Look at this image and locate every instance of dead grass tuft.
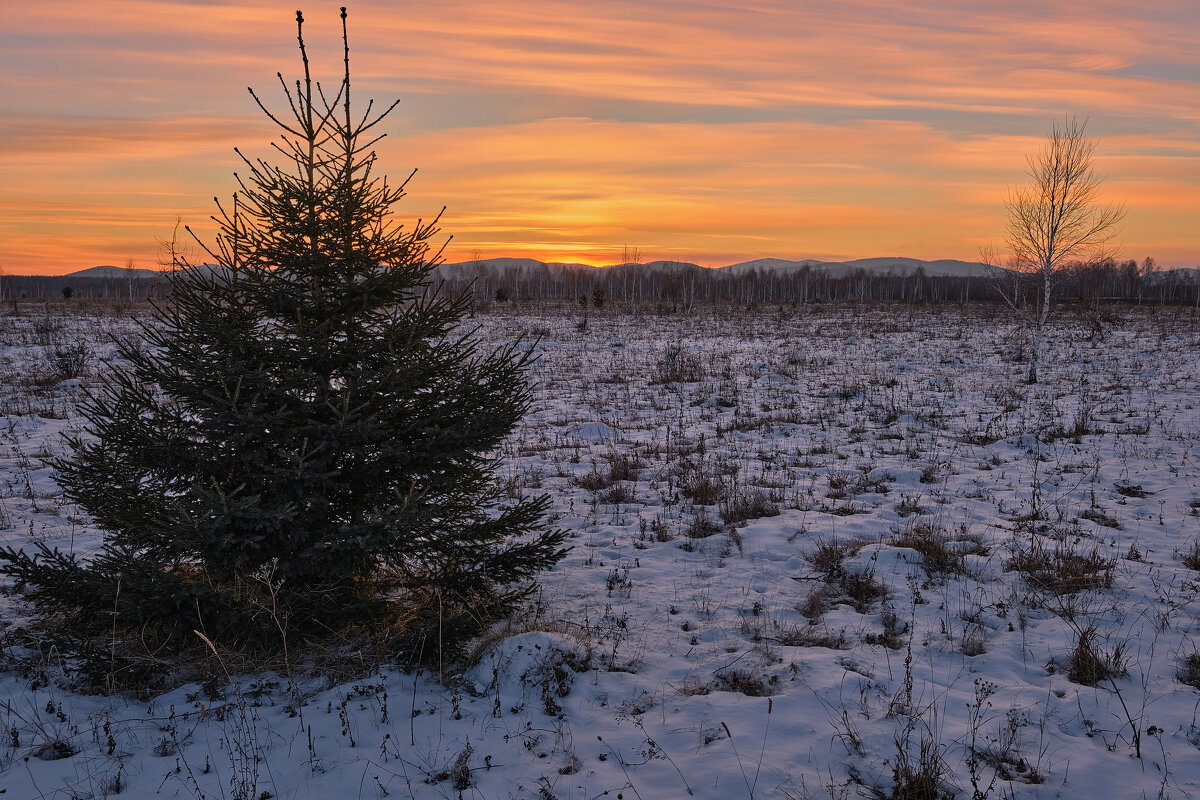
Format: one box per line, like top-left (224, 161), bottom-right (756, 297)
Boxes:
top-left (1008, 539), bottom-right (1115, 595)
top-left (1176, 652), bottom-right (1200, 689)
top-left (798, 587), bottom-right (831, 621)
top-left (837, 569), bottom-right (889, 613)
top-left (683, 473), bottom-right (726, 505)
top-left (1180, 538), bottom-right (1200, 571)
top-left (776, 618), bottom-right (849, 650)
top-left (720, 490), bottom-right (780, 525)
top-left (891, 732), bottom-right (949, 800)
top-left (712, 667), bottom-right (771, 696)
top-left (685, 511), bottom-right (723, 540)
top-left (890, 523), bottom-right (964, 578)
top-left (1066, 626), bottom-right (1127, 686)
top-left (805, 536), bottom-right (868, 580)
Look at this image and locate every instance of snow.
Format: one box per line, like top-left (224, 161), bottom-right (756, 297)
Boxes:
top-left (2, 302), bottom-right (1200, 799)
top-left (574, 421), bottom-right (617, 443)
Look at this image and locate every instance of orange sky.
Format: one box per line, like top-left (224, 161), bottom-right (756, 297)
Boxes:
top-left (3, 1), bottom-right (1199, 275)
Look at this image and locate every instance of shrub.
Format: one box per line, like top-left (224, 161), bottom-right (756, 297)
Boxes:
top-left (51, 340), bottom-right (90, 381)
top-left (600, 482), bottom-right (636, 504)
top-left (577, 469), bottom-right (612, 492)
top-left (605, 452), bottom-right (641, 482)
top-left (579, 451), bottom-right (642, 493)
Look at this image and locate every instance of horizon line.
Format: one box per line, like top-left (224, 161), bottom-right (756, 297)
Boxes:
top-left (11, 253), bottom-right (1197, 279)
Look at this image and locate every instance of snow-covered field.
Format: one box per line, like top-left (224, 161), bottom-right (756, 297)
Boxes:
top-left (2, 301), bottom-right (1200, 799)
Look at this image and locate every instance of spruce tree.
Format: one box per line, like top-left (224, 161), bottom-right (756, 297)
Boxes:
top-left (1, 9), bottom-right (565, 681)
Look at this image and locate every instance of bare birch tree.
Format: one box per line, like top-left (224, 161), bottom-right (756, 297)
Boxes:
top-left (123, 258), bottom-right (137, 302)
top-left (468, 248), bottom-right (486, 315)
top-left (992, 116), bottom-right (1125, 383)
top-left (156, 214), bottom-right (187, 273)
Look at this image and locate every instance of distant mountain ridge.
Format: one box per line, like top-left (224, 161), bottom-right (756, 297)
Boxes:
top-left (47, 257), bottom-right (1193, 282)
top-left (65, 265), bottom-right (167, 280)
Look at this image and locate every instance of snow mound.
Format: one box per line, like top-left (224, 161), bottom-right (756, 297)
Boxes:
top-left (465, 632), bottom-right (584, 700)
top-left (575, 421), bottom-right (616, 442)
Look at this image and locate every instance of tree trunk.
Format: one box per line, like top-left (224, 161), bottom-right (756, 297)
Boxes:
top-left (1029, 268), bottom-right (1051, 383)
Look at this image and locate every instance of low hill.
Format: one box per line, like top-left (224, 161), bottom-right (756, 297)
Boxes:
top-left (64, 266), bottom-right (167, 280)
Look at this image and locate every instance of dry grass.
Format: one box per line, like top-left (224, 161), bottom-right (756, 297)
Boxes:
top-left (652, 341), bottom-right (705, 384)
top-left (720, 489), bottom-right (780, 525)
top-left (801, 535), bottom-right (888, 613)
top-left (1008, 539), bottom-right (1116, 594)
top-left (775, 622), bottom-right (849, 650)
top-left (1177, 652), bottom-right (1200, 689)
top-left (891, 732), bottom-right (948, 800)
top-left (683, 473), bottom-right (726, 505)
top-left (836, 569), bottom-right (889, 614)
top-left (1066, 626), bottom-right (1127, 686)
top-left (685, 511), bottom-right (723, 539)
top-left (712, 667), bottom-right (771, 696)
top-left (797, 587), bottom-right (831, 621)
top-left (890, 523), bottom-right (964, 578)
top-left (1181, 538), bottom-right (1200, 571)
top-left (578, 451), bottom-right (644, 492)
top-left (805, 535), bottom-right (869, 580)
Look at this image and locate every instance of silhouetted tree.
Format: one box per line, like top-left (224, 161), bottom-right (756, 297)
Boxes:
top-left (1, 8), bottom-right (565, 683)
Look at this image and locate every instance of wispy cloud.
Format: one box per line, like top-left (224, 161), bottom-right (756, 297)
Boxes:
top-left (2, 0), bottom-right (1197, 272)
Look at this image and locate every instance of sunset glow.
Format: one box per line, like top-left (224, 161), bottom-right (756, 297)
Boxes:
top-left (3, 1), bottom-right (1199, 274)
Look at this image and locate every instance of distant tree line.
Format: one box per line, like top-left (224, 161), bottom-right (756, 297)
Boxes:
top-left (445, 258), bottom-right (1198, 310)
top-left (2, 257), bottom-right (1195, 308)
top-left (0, 274), bottom-right (168, 302)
